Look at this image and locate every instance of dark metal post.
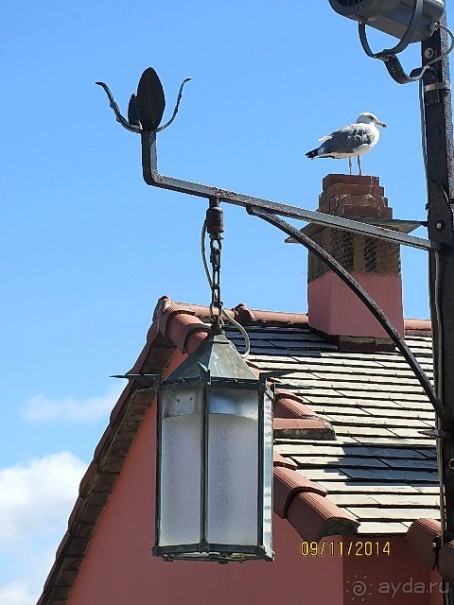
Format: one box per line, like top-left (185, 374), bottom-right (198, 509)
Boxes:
top-left (423, 12), bottom-right (454, 600)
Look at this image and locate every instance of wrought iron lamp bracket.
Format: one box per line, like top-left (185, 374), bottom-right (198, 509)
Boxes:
top-left (99, 67), bottom-right (446, 422)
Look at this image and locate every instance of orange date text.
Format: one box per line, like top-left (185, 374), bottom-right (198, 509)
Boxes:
top-left (301, 540), bottom-right (391, 557)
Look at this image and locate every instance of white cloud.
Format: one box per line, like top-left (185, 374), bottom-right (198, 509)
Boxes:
top-left (0, 452), bottom-right (87, 605)
top-left (0, 580), bottom-right (35, 605)
top-left (0, 451), bottom-right (86, 544)
top-left (23, 384), bottom-right (122, 422)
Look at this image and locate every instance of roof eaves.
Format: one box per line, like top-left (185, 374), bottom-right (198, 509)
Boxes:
top-left (36, 296), bottom-right (366, 605)
top-left (37, 325), bottom-right (177, 605)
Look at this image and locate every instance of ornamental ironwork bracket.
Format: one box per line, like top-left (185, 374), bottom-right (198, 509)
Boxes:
top-left (97, 66), bottom-right (445, 421)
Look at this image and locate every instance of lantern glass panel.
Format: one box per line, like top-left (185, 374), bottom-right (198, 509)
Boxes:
top-left (207, 386), bottom-right (259, 545)
top-left (159, 386), bottom-right (203, 546)
top-left (262, 389), bottom-right (274, 554)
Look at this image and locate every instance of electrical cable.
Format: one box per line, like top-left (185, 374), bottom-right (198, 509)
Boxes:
top-left (416, 23), bottom-right (454, 195)
top-left (200, 221), bottom-right (251, 358)
top-left (434, 251), bottom-right (448, 584)
top-left (359, 15), bottom-right (454, 84)
top-left (411, 23), bottom-right (454, 83)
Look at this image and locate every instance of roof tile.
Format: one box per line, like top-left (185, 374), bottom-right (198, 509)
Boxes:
top-left (406, 518), bottom-right (440, 571)
top-left (273, 452), bottom-right (297, 470)
top-left (286, 490), bottom-right (359, 541)
top-left (273, 418), bottom-right (335, 440)
top-left (273, 390), bottom-right (316, 418)
top-left (274, 466), bottom-right (327, 518)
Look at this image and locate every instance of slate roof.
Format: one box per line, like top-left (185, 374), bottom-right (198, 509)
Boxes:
top-left (225, 322), bottom-right (439, 535)
top-left (37, 297), bottom-right (454, 605)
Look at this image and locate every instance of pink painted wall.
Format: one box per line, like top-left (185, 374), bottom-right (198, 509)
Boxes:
top-left (342, 537), bottom-right (443, 604)
top-left (67, 350), bottom-right (439, 605)
top-left (308, 271), bottom-right (404, 339)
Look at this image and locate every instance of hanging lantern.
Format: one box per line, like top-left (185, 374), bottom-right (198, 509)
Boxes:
top-left (152, 326), bottom-right (274, 562)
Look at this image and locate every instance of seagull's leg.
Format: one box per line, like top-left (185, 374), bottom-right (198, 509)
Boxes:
top-left (348, 157), bottom-right (352, 175)
top-left (357, 155), bottom-right (362, 176)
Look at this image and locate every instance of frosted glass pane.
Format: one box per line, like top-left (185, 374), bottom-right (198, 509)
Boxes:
top-left (262, 391), bottom-right (273, 555)
top-left (207, 392), bottom-right (258, 545)
top-left (159, 390), bottom-right (202, 546)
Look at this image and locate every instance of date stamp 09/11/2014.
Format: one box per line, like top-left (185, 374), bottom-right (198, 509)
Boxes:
top-left (301, 540), bottom-right (391, 558)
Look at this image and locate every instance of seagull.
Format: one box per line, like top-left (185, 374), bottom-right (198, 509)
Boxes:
top-left (306, 112), bottom-right (387, 175)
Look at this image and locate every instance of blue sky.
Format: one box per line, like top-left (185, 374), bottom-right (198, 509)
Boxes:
top-left (0, 2), bottom-right (438, 603)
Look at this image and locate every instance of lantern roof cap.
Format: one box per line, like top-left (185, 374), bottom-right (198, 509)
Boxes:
top-left (164, 327), bottom-right (258, 383)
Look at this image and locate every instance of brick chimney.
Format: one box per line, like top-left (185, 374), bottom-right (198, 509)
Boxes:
top-left (307, 174), bottom-right (404, 351)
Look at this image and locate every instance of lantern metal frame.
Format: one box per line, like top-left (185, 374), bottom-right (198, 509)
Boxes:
top-left (152, 327), bottom-right (274, 563)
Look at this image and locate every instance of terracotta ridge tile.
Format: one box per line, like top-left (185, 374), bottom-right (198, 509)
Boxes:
top-left (231, 303), bottom-right (255, 324)
top-left (232, 303), bottom-right (309, 326)
top-left (274, 466), bottom-right (327, 518)
top-left (286, 488), bottom-right (359, 541)
top-left (273, 452), bottom-right (297, 470)
top-left (157, 296), bottom-right (430, 333)
top-left (406, 518), bottom-right (440, 570)
top-left (404, 318), bottom-right (432, 333)
top-left (164, 312), bottom-right (209, 353)
top-left (406, 518), bottom-right (454, 584)
top-left (159, 299), bottom-right (310, 327)
top-left (184, 325), bottom-right (212, 355)
top-left (153, 294), bottom-right (195, 318)
top-left (273, 389), bottom-right (318, 419)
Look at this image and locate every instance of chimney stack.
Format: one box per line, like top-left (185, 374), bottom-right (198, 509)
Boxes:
top-left (307, 174), bottom-right (404, 351)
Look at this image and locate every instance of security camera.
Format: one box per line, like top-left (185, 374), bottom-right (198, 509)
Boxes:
top-left (329, 0), bottom-right (444, 42)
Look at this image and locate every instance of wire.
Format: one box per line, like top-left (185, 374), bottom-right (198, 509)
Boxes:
top-left (418, 24), bottom-right (454, 186)
top-left (435, 253), bottom-right (450, 605)
top-left (200, 220), bottom-right (251, 358)
top-left (411, 23), bottom-right (454, 83)
top-left (434, 250), bottom-right (448, 544)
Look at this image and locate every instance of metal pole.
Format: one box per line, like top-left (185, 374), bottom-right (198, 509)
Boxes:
top-left (423, 11), bottom-right (454, 600)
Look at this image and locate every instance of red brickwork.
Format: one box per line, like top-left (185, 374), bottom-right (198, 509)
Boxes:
top-left (307, 174), bottom-right (404, 344)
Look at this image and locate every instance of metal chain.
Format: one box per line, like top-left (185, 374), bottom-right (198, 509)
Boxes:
top-left (209, 236), bottom-right (223, 324)
top-left (205, 198), bottom-right (224, 327)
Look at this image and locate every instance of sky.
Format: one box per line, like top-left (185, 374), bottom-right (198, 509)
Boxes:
top-left (0, 2), bottom-right (443, 603)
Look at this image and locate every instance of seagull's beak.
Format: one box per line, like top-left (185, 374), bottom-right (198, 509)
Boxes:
top-left (376, 120), bottom-right (387, 128)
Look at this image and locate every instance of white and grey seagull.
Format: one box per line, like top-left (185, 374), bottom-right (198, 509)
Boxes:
top-left (306, 112), bottom-right (387, 175)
